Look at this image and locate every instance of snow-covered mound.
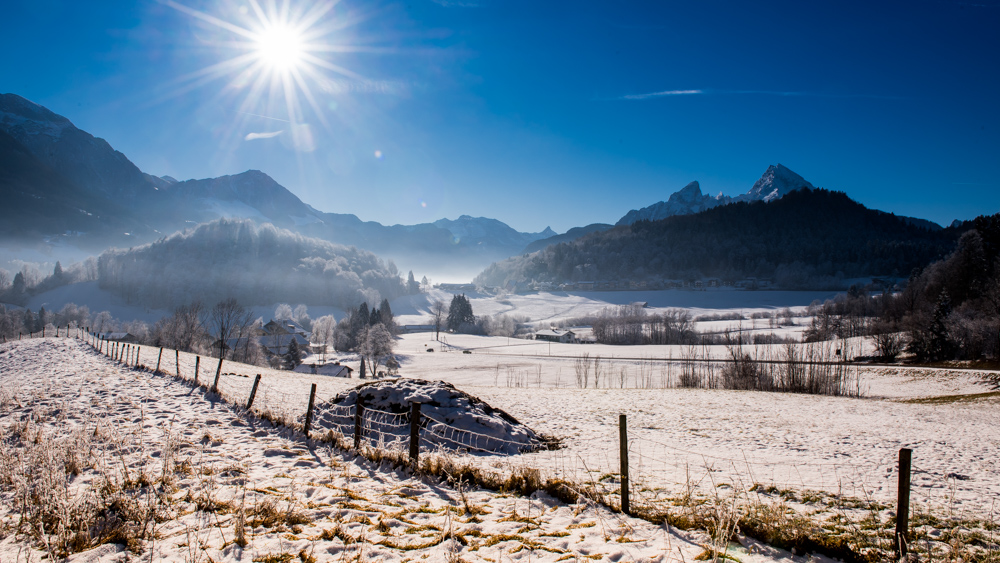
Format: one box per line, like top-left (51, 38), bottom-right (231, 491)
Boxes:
top-left (310, 379), bottom-right (547, 455)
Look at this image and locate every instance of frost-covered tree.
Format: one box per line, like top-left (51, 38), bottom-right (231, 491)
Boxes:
top-left (293, 304), bottom-right (311, 330)
top-left (359, 323), bottom-right (394, 376)
top-left (55, 303), bottom-right (90, 329)
top-left (312, 315), bottom-right (337, 361)
top-left (275, 303), bottom-right (293, 320)
top-left (151, 302), bottom-right (208, 353)
top-left (91, 310), bottom-right (115, 334)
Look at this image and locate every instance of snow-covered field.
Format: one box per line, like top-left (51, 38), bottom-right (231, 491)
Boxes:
top-left (2, 337), bottom-right (832, 563)
top-left (395, 288), bottom-right (837, 336)
top-left (2, 335), bottom-right (999, 562)
top-left (378, 333), bottom-right (1000, 518)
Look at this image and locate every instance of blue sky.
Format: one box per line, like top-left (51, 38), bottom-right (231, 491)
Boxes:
top-left (3, 0), bottom-right (999, 232)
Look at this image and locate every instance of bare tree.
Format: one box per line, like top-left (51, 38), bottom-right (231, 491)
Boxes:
top-left (592, 355), bottom-right (602, 388)
top-left (574, 352), bottom-right (591, 388)
top-left (0, 269), bottom-right (9, 291)
top-left (430, 300), bottom-right (447, 341)
top-left (211, 298), bottom-right (254, 359)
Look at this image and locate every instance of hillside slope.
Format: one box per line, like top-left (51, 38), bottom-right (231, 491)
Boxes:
top-left (476, 188), bottom-right (962, 288)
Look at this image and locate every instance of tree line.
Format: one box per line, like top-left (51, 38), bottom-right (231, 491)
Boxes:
top-left (804, 213), bottom-right (1000, 362)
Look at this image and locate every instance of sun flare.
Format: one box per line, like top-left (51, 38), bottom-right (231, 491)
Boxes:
top-left (165, 0), bottom-right (369, 138)
top-left (255, 24), bottom-right (305, 71)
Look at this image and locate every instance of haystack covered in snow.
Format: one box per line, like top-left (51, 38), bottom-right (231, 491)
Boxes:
top-left (310, 379), bottom-right (547, 455)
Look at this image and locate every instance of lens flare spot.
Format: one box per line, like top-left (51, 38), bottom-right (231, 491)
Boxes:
top-left (420, 200), bottom-right (427, 208)
top-left (374, 150), bottom-right (383, 159)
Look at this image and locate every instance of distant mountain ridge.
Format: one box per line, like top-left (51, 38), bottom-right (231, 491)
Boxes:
top-left (476, 188), bottom-right (963, 290)
top-left (0, 93), bottom-right (554, 274)
top-left (615, 164), bottom-right (815, 226)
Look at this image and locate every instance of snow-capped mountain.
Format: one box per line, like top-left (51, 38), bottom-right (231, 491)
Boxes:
top-left (616, 164), bottom-right (815, 226)
top-left (616, 181), bottom-right (729, 226)
top-left (741, 164), bottom-right (815, 203)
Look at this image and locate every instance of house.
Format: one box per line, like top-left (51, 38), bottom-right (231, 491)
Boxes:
top-left (99, 332), bottom-right (138, 343)
top-left (400, 324), bottom-right (436, 333)
top-left (260, 333), bottom-right (310, 357)
top-left (438, 283), bottom-right (477, 291)
top-left (293, 362), bottom-right (354, 378)
top-left (262, 319), bottom-right (310, 339)
top-left (534, 329), bottom-right (577, 343)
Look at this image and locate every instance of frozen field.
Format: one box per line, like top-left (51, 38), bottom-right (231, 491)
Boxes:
top-left (4, 337), bottom-right (869, 563)
top-left (386, 333), bottom-right (1000, 517)
top-left (3, 333), bottom-right (997, 562)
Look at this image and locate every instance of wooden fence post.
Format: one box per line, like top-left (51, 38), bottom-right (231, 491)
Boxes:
top-left (896, 448), bottom-right (912, 558)
top-left (354, 396), bottom-right (364, 449)
top-left (212, 357), bottom-right (223, 392)
top-left (194, 356), bottom-right (200, 383)
top-left (175, 350), bottom-right (180, 376)
top-left (304, 384), bottom-right (317, 438)
top-left (619, 414), bottom-right (630, 515)
top-left (410, 402), bottom-right (422, 465)
top-left (136, 346), bottom-right (141, 367)
top-left (156, 348), bottom-right (163, 372)
top-left (246, 374), bottom-right (261, 409)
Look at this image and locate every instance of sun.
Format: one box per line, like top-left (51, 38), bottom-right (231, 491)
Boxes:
top-left (165, 0), bottom-right (369, 133)
top-left (254, 23), bottom-right (305, 72)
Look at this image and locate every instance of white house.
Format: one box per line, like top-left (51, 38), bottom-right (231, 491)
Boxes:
top-left (534, 329), bottom-right (577, 343)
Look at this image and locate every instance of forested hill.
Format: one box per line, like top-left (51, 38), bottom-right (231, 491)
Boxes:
top-left (474, 188), bottom-right (964, 289)
top-left (97, 219), bottom-right (404, 310)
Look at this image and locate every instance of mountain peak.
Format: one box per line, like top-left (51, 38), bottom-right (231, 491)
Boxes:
top-left (745, 163), bottom-right (814, 202)
top-left (672, 181), bottom-right (703, 202)
top-left (616, 180), bottom-right (722, 226)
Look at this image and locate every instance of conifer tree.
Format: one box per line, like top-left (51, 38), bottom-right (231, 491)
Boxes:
top-left (284, 337), bottom-right (304, 369)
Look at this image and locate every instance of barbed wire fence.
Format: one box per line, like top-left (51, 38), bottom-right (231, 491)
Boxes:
top-left (12, 329), bottom-right (997, 560)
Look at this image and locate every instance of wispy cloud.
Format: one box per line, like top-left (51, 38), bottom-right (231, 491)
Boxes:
top-left (245, 131), bottom-right (284, 141)
top-left (431, 0), bottom-right (480, 6)
top-left (617, 88), bottom-right (902, 101)
top-left (619, 89), bottom-right (703, 100)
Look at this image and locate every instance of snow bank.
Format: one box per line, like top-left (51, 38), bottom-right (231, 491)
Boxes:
top-left (311, 378), bottom-right (547, 455)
